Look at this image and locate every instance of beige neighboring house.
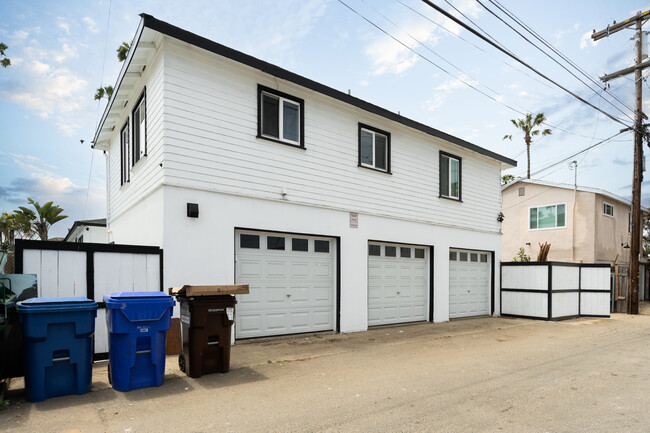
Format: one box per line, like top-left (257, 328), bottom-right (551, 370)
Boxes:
top-left (501, 179), bottom-right (648, 267)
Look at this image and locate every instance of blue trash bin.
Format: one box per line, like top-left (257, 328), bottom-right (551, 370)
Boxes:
top-left (104, 292), bottom-right (175, 392)
top-left (17, 297), bottom-right (98, 402)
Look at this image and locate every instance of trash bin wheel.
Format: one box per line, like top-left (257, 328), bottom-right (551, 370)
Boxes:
top-left (107, 364), bottom-right (112, 385)
top-left (179, 353), bottom-right (186, 373)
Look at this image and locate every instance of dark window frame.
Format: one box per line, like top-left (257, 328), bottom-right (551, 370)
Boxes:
top-left (267, 236), bottom-right (286, 250)
top-left (240, 234), bottom-right (260, 249)
top-left (358, 123), bottom-right (391, 174)
top-left (257, 84), bottom-right (305, 149)
top-left (131, 87), bottom-right (147, 166)
top-left (315, 240), bottom-right (330, 253)
top-left (292, 238), bottom-right (308, 252)
top-left (439, 150), bottom-right (462, 202)
top-left (120, 119), bottom-right (130, 186)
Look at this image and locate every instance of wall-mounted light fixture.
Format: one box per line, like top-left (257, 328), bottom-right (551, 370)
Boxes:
top-left (497, 212), bottom-right (505, 222)
top-left (622, 242), bottom-right (630, 249)
top-left (187, 203), bottom-right (199, 218)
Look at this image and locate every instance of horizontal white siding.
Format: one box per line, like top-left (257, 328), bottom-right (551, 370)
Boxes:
top-left (106, 45), bottom-right (165, 222)
top-left (159, 40), bottom-right (503, 232)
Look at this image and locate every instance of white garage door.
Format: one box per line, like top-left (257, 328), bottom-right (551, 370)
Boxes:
top-left (449, 249), bottom-right (491, 318)
top-left (235, 230), bottom-right (336, 338)
top-left (368, 242), bottom-right (429, 326)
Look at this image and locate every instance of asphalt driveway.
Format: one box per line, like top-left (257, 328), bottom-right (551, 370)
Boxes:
top-left (2, 305), bottom-right (650, 432)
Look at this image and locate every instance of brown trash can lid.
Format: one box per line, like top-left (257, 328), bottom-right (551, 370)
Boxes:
top-left (168, 284), bottom-right (250, 296)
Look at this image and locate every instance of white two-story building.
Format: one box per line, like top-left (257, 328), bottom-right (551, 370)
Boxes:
top-left (92, 14), bottom-right (516, 339)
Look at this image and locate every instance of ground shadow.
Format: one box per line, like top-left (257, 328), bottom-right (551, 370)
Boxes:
top-left (189, 366), bottom-right (267, 390)
top-left (122, 374), bottom-right (196, 402)
top-left (26, 385), bottom-right (119, 412)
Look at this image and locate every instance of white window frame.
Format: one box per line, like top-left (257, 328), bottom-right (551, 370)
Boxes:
top-left (359, 126), bottom-right (389, 172)
top-left (528, 203), bottom-right (567, 230)
top-left (120, 120), bottom-right (130, 186)
top-left (440, 152), bottom-right (461, 201)
top-left (603, 202), bottom-right (614, 218)
top-left (259, 88), bottom-right (303, 147)
top-left (132, 89), bottom-right (146, 166)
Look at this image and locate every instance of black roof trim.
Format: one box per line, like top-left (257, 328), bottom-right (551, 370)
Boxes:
top-left (139, 14), bottom-right (516, 166)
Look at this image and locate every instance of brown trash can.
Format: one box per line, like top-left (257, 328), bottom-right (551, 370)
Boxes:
top-left (178, 295), bottom-right (237, 378)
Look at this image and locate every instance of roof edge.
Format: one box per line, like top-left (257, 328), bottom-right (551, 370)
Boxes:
top-left (137, 13), bottom-right (516, 166)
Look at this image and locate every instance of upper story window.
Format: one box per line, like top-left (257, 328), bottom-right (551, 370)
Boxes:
top-left (628, 212), bottom-right (631, 233)
top-left (603, 202), bottom-right (614, 217)
top-left (258, 85), bottom-right (304, 148)
top-left (440, 151), bottom-right (461, 201)
top-left (132, 88), bottom-right (147, 165)
top-left (120, 120), bottom-right (130, 185)
top-left (358, 124), bottom-right (391, 173)
top-left (529, 203), bottom-right (566, 230)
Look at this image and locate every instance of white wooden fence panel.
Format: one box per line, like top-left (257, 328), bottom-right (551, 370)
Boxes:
top-left (146, 254), bottom-right (161, 290)
top-left (581, 268), bottom-right (610, 290)
top-left (501, 292), bottom-right (547, 318)
top-left (552, 266), bottom-right (579, 291)
top-left (502, 265), bottom-right (547, 290)
top-left (95, 309), bottom-right (109, 354)
top-left (552, 292), bottom-right (579, 318)
top-left (22, 249), bottom-right (86, 298)
top-left (580, 292), bottom-right (610, 316)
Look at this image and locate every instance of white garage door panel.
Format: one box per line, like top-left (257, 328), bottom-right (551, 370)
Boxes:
top-left (368, 243), bottom-right (429, 327)
top-left (449, 249), bottom-right (491, 319)
top-left (235, 231), bottom-right (336, 338)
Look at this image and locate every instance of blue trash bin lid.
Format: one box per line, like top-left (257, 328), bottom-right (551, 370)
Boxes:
top-left (17, 297), bottom-right (98, 314)
top-left (103, 292), bottom-right (174, 309)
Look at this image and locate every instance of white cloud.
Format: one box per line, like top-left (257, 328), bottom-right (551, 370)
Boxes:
top-left (580, 31), bottom-right (598, 49)
top-left (53, 43), bottom-right (78, 63)
top-left (13, 30), bottom-right (30, 40)
top-left (83, 17), bottom-right (99, 34)
top-left (423, 74), bottom-right (477, 111)
top-left (57, 18), bottom-right (70, 35)
top-left (29, 60), bottom-right (50, 74)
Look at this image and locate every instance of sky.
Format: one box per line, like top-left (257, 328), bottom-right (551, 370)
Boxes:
top-left (1, 0), bottom-right (650, 238)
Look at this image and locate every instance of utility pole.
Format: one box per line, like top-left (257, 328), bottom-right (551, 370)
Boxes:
top-left (593, 10), bottom-right (650, 314)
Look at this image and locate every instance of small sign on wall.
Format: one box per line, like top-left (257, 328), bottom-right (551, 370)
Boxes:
top-left (350, 212), bottom-right (358, 228)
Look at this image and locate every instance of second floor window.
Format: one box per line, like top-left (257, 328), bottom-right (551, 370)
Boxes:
top-left (132, 89), bottom-right (146, 165)
top-left (258, 85), bottom-right (304, 148)
top-left (120, 121), bottom-right (130, 185)
top-left (440, 151), bottom-right (461, 200)
top-left (603, 202), bottom-right (614, 217)
top-left (358, 124), bottom-right (390, 173)
top-left (530, 203), bottom-right (566, 230)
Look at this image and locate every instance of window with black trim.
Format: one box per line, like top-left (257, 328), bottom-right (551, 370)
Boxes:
top-left (359, 124), bottom-right (390, 173)
top-left (400, 247), bottom-right (411, 258)
top-left (440, 151), bottom-right (461, 200)
top-left (369, 244), bottom-right (381, 256)
top-left (385, 246), bottom-right (397, 257)
top-left (132, 88), bottom-right (147, 165)
top-left (258, 85), bottom-right (304, 148)
top-left (120, 121), bottom-right (130, 185)
top-left (603, 202), bottom-right (614, 217)
top-left (415, 248), bottom-right (425, 259)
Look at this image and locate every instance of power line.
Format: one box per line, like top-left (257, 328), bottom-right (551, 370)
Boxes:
top-left (485, 0), bottom-right (637, 118)
top-left (419, 0), bottom-right (632, 127)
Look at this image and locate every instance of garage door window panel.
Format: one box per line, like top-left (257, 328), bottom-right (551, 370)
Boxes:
top-left (369, 244), bottom-right (381, 256)
top-left (400, 247), bottom-right (411, 258)
top-left (240, 234), bottom-right (260, 249)
top-left (292, 238), bottom-right (308, 252)
top-left (267, 236), bottom-right (285, 250)
top-left (385, 246), bottom-right (397, 257)
top-left (315, 240), bottom-right (330, 253)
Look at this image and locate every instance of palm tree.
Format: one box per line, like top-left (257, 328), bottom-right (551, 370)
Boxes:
top-left (18, 198), bottom-right (67, 241)
top-left (0, 42), bottom-right (10, 68)
top-left (503, 112), bottom-right (551, 179)
top-left (117, 42), bottom-right (130, 62)
top-left (501, 174), bottom-right (515, 185)
top-left (0, 212), bottom-right (16, 251)
top-left (13, 207), bottom-right (36, 240)
top-left (94, 85), bottom-right (114, 101)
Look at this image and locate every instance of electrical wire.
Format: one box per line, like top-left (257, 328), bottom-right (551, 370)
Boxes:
top-left (419, 0), bottom-right (632, 127)
top-left (485, 0), bottom-right (637, 118)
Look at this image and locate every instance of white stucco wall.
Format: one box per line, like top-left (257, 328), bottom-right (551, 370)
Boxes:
top-left (161, 185), bottom-right (502, 333)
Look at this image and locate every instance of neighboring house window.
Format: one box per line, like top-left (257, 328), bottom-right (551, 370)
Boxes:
top-left (529, 203), bottom-right (566, 229)
top-left (440, 151), bottom-right (461, 201)
top-left (258, 85), bottom-right (304, 148)
top-left (603, 202), bottom-right (614, 217)
top-left (120, 121), bottom-right (130, 185)
top-left (629, 212), bottom-right (631, 233)
top-left (132, 88), bottom-right (146, 165)
top-left (358, 124), bottom-right (390, 173)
